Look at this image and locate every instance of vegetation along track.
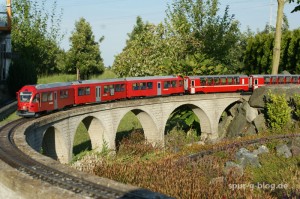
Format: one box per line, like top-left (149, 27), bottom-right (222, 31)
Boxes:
top-left (0, 118), bottom-right (168, 199)
top-left (181, 133), bottom-right (300, 162)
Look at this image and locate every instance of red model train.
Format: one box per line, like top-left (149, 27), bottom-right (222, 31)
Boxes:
top-left (16, 74), bottom-right (300, 117)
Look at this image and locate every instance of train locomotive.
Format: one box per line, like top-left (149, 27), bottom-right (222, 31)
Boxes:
top-left (16, 74), bottom-right (300, 117)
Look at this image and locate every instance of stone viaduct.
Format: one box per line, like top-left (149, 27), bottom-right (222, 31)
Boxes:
top-left (24, 93), bottom-right (250, 164)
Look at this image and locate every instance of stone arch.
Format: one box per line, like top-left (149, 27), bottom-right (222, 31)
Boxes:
top-left (165, 103), bottom-right (211, 139)
top-left (42, 126), bottom-right (68, 163)
top-left (77, 116), bottom-right (107, 152)
top-left (117, 108), bottom-right (159, 146)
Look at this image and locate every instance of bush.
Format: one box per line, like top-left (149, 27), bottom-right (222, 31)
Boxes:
top-left (266, 91), bottom-right (292, 132)
top-left (291, 94), bottom-right (300, 120)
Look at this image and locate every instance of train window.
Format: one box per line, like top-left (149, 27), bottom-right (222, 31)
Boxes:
top-left (104, 85), bottom-right (109, 93)
top-left (286, 76), bottom-right (291, 83)
top-left (121, 84), bottom-right (125, 91)
top-left (48, 92), bottom-right (53, 101)
top-left (271, 77), bottom-right (277, 84)
top-left (171, 80), bottom-right (177, 87)
top-left (78, 88), bottom-right (84, 96)
top-left (234, 77), bottom-right (239, 84)
top-left (164, 81), bottom-right (171, 88)
top-left (214, 78), bottom-right (220, 85)
top-left (42, 93), bottom-right (48, 102)
top-left (200, 78), bottom-right (206, 86)
top-left (279, 77), bottom-right (285, 84)
top-left (147, 82), bottom-right (153, 89)
top-left (292, 77), bottom-right (298, 83)
top-left (264, 77), bottom-right (270, 84)
top-left (228, 78), bottom-right (233, 85)
top-left (207, 78), bottom-right (213, 85)
top-left (20, 91), bottom-right (32, 102)
top-left (132, 83), bottom-right (139, 90)
top-left (60, 90), bottom-right (68, 98)
top-left (140, 82), bottom-right (146, 90)
top-left (85, 87), bottom-right (90, 95)
top-left (115, 84), bottom-right (121, 92)
top-left (33, 94), bottom-right (40, 103)
top-left (220, 78), bottom-right (226, 85)
top-left (179, 80), bottom-right (183, 87)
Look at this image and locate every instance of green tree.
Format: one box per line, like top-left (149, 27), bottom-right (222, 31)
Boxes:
top-left (165, 0), bottom-right (241, 70)
top-left (11, 0), bottom-right (63, 75)
top-left (67, 17), bottom-right (105, 80)
top-left (289, 0), bottom-right (300, 12)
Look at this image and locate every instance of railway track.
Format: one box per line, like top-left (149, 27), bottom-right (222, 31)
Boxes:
top-left (0, 118), bottom-right (170, 199)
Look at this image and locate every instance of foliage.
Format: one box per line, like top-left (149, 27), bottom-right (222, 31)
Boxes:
top-left (165, 105), bottom-right (200, 135)
top-left (67, 17), bottom-right (105, 80)
top-left (11, 0), bottom-right (63, 76)
top-left (289, 0), bottom-right (300, 12)
top-left (6, 54), bottom-right (37, 96)
top-left (243, 29), bottom-right (300, 74)
top-left (266, 91), bottom-right (292, 131)
top-left (113, 0), bottom-right (241, 77)
top-left (291, 94), bottom-right (300, 120)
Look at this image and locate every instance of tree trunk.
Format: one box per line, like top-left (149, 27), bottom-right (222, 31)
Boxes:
top-left (76, 68), bottom-right (80, 80)
top-left (271, 0), bottom-right (285, 74)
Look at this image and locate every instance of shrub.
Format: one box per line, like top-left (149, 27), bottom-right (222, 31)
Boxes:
top-left (291, 94), bottom-right (300, 120)
top-left (266, 91), bottom-right (292, 132)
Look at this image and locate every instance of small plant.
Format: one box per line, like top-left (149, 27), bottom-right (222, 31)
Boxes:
top-left (291, 94), bottom-right (300, 120)
top-left (266, 91), bottom-right (292, 132)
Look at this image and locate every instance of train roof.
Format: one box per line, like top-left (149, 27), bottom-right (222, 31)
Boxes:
top-left (71, 78), bottom-right (126, 85)
top-left (125, 75), bottom-right (180, 81)
top-left (35, 82), bottom-right (73, 90)
top-left (186, 75), bottom-right (248, 79)
top-left (251, 74), bottom-right (300, 78)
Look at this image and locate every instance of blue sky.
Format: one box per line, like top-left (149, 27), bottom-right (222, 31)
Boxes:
top-left (50, 0), bottom-right (299, 67)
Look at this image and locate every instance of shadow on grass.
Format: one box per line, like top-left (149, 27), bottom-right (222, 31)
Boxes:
top-left (73, 140), bottom-right (92, 155)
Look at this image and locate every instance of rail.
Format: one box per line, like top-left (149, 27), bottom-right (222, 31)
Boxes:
top-left (0, 118), bottom-right (172, 199)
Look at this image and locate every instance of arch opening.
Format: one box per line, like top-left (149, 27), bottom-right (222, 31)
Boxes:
top-left (164, 104), bottom-right (203, 150)
top-left (73, 116), bottom-right (105, 159)
top-left (41, 126), bottom-right (68, 163)
top-left (116, 109), bottom-right (157, 155)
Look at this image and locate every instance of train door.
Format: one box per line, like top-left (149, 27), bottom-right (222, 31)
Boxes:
top-left (54, 91), bottom-right (58, 109)
top-left (253, 78), bottom-right (259, 89)
top-left (96, 86), bottom-right (101, 102)
top-left (191, 80), bottom-right (195, 94)
top-left (157, 82), bottom-right (161, 95)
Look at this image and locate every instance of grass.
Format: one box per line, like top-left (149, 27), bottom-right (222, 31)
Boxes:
top-left (0, 111), bottom-right (20, 127)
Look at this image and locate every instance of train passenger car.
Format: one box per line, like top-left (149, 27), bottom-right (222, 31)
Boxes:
top-left (250, 74), bottom-right (300, 90)
top-left (17, 82), bottom-right (74, 117)
top-left (184, 75), bottom-right (249, 94)
top-left (72, 78), bottom-right (127, 105)
top-left (126, 76), bottom-right (184, 98)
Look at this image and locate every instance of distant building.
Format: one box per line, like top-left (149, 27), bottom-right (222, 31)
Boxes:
top-left (0, 0), bottom-right (11, 81)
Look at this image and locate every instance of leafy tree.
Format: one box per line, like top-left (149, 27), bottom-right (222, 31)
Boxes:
top-left (243, 29), bottom-right (300, 74)
top-left (67, 17), bottom-right (105, 80)
top-left (165, 0), bottom-right (241, 70)
top-left (289, 0), bottom-right (300, 12)
top-left (11, 0), bottom-right (63, 75)
top-left (113, 0), bottom-right (239, 77)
